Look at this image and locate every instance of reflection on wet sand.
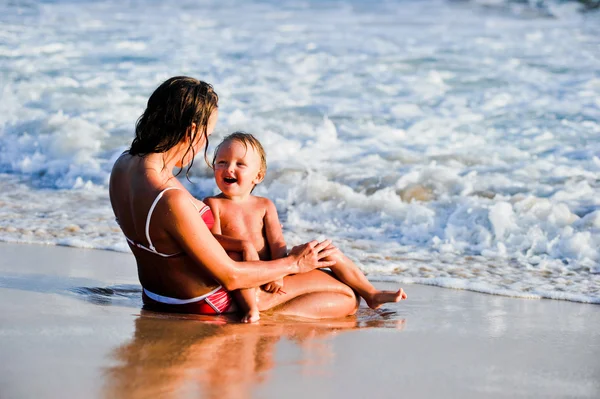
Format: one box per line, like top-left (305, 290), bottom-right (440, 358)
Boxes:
top-left (104, 310), bottom-right (404, 399)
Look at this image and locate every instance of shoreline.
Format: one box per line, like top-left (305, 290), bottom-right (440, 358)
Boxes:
top-left (1, 239), bottom-right (598, 305)
top-left (1, 242), bottom-right (599, 398)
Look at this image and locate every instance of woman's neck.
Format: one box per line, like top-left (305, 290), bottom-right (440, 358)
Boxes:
top-left (141, 153), bottom-right (178, 181)
top-left (138, 139), bottom-right (195, 184)
top-left (145, 146), bottom-right (184, 171)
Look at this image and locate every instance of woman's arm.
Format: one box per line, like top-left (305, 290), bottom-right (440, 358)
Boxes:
top-left (163, 190), bottom-right (335, 290)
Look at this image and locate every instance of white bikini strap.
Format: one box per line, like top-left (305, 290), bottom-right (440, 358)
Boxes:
top-left (145, 187), bottom-right (180, 252)
top-left (199, 204), bottom-right (210, 216)
top-left (125, 235), bottom-right (180, 258)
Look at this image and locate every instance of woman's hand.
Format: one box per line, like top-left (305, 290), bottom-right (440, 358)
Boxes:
top-left (289, 239), bottom-right (337, 274)
top-left (322, 242), bottom-right (342, 259)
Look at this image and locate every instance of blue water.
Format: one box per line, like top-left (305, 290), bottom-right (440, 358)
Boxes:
top-left (0, 0), bottom-right (599, 302)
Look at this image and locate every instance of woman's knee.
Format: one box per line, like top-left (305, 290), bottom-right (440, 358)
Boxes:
top-left (347, 288), bottom-right (360, 314)
top-left (337, 280), bottom-right (356, 298)
top-left (329, 279), bottom-right (359, 314)
top-left (256, 270), bottom-right (356, 312)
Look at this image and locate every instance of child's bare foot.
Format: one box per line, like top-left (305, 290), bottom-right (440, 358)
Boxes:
top-left (365, 288), bottom-right (407, 310)
top-left (241, 308), bottom-right (260, 323)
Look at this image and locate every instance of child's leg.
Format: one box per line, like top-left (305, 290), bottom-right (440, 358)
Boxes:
top-left (323, 249), bottom-right (407, 309)
top-left (233, 288), bottom-right (260, 323)
top-left (226, 250), bottom-right (261, 323)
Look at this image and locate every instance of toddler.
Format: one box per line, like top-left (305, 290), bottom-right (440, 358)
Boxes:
top-left (205, 132), bottom-right (406, 323)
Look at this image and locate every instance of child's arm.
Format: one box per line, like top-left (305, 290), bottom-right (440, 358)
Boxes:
top-left (264, 199), bottom-right (287, 260)
top-left (262, 199), bottom-right (288, 293)
top-left (214, 234), bottom-right (260, 261)
top-left (204, 197), bottom-right (259, 260)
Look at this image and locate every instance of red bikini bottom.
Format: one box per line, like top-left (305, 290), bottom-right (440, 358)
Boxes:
top-left (142, 286), bottom-right (236, 315)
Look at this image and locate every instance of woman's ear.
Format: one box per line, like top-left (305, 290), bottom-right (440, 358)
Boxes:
top-left (186, 123), bottom-right (205, 148)
top-left (187, 123), bottom-right (198, 141)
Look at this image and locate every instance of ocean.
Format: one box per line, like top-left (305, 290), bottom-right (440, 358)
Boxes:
top-left (1, 0), bottom-right (598, 303)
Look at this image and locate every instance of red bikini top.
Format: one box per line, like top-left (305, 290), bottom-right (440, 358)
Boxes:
top-left (199, 205), bottom-right (215, 230)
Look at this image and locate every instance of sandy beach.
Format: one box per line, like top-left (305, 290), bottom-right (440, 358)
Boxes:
top-left (0, 242), bottom-right (598, 399)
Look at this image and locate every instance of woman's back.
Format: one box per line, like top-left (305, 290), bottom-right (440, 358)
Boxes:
top-left (109, 153), bottom-right (219, 298)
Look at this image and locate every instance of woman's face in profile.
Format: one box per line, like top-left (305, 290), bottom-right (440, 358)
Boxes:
top-left (180, 109), bottom-right (219, 168)
top-left (195, 108), bottom-right (219, 149)
top-left (207, 108), bottom-right (219, 137)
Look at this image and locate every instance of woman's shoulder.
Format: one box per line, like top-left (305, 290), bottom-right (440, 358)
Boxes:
top-left (109, 153), bottom-right (133, 196)
top-left (114, 149), bottom-right (133, 164)
top-left (110, 151), bottom-right (135, 179)
top-left (159, 186), bottom-right (195, 205)
top-left (147, 187), bottom-right (203, 225)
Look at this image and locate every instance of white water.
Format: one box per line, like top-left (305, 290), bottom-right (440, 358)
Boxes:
top-left (0, 0), bottom-right (599, 303)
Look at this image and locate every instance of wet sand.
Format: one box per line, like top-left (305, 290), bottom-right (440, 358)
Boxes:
top-left (0, 243), bottom-right (599, 399)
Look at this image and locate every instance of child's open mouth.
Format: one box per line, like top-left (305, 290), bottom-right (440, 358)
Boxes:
top-left (224, 177), bottom-right (237, 184)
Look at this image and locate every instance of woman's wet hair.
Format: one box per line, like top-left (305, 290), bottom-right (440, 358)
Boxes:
top-left (130, 76), bottom-right (219, 177)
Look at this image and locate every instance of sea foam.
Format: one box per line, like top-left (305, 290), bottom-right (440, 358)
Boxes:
top-left (0, 0), bottom-right (598, 303)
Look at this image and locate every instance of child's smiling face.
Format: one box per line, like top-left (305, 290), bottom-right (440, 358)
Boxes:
top-left (213, 139), bottom-right (264, 199)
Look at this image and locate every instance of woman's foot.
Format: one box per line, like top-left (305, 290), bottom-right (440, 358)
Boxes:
top-left (241, 308), bottom-right (260, 323)
top-left (365, 288), bottom-right (407, 310)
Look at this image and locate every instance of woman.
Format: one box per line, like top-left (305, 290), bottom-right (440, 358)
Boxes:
top-left (109, 76), bottom-right (398, 320)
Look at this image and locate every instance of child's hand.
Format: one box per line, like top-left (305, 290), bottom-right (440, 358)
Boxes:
top-left (262, 278), bottom-right (285, 294)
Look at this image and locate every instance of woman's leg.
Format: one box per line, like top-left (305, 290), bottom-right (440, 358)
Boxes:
top-left (322, 250), bottom-right (407, 309)
top-left (256, 270), bottom-right (359, 319)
